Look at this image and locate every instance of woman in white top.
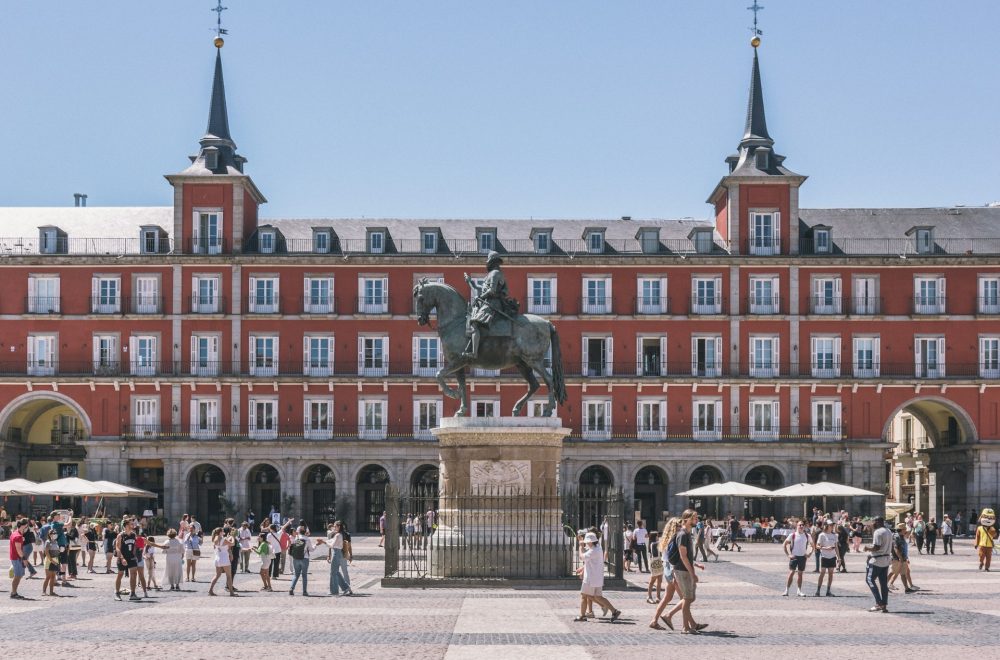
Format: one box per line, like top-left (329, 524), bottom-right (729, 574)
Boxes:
top-left (238, 522), bottom-right (253, 573)
top-left (208, 526), bottom-right (236, 596)
top-left (574, 532), bottom-right (620, 622)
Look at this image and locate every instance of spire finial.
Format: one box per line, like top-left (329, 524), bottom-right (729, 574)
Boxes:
top-left (748, 1), bottom-right (763, 47)
top-left (212, 0), bottom-right (228, 48)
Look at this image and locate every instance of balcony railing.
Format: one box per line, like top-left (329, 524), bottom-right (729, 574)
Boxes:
top-left (565, 425), bottom-right (825, 443)
top-left (746, 296), bottom-right (782, 315)
top-left (126, 296), bottom-right (165, 314)
top-left (978, 297), bottom-right (1000, 314)
top-left (355, 297), bottom-right (391, 314)
top-left (525, 297), bottom-right (559, 315)
top-left (850, 296), bottom-right (882, 315)
top-left (246, 297), bottom-right (282, 314)
top-left (24, 296), bottom-right (61, 313)
top-left (912, 297), bottom-right (947, 315)
top-left (185, 237), bottom-right (228, 255)
top-left (121, 424), bottom-right (438, 442)
top-left (88, 296), bottom-right (122, 314)
top-left (189, 295), bottom-right (228, 314)
top-left (809, 296), bottom-right (843, 315)
top-left (301, 296), bottom-right (339, 314)
top-left (0, 236), bottom-right (175, 256)
top-left (633, 296), bottom-right (671, 315)
top-left (800, 236), bottom-right (1000, 256)
top-left (689, 297), bottom-right (724, 314)
top-left (579, 297), bottom-right (612, 315)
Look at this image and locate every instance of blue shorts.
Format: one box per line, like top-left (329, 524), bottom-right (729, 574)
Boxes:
top-left (11, 558), bottom-right (25, 578)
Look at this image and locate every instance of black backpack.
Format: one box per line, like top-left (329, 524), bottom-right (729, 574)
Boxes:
top-left (288, 538), bottom-right (306, 560)
top-left (667, 536), bottom-right (682, 567)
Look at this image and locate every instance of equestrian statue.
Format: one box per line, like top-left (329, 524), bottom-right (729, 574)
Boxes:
top-left (413, 251), bottom-right (567, 417)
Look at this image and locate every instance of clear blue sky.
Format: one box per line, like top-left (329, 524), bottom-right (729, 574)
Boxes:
top-left (2, 1), bottom-right (998, 219)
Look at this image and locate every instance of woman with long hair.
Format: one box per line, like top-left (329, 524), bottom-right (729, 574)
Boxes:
top-left (649, 518), bottom-right (680, 628)
top-left (208, 526), bottom-right (236, 596)
top-left (326, 520), bottom-right (352, 596)
top-left (184, 526), bottom-right (202, 582)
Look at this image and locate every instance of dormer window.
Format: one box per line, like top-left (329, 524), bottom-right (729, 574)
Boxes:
top-left (422, 230), bottom-right (438, 254)
top-left (258, 230), bottom-right (275, 254)
top-left (916, 228), bottom-right (933, 254)
top-left (534, 232), bottom-right (550, 254)
top-left (313, 229), bottom-right (331, 254)
top-left (39, 227), bottom-right (64, 255)
top-left (693, 229), bottom-right (714, 254)
top-left (369, 231), bottom-right (385, 254)
top-left (638, 229), bottom-right (660, 254)
top-left (204, 148), bottom-right (219, 171)
top-left (587, 231), bottom-right (605, 254)
top-left (814, 228), bottom-right (831, 254)
top-left (477, 229), bottom-right (496, 254)
top-left (139, 226), bottom-right (164, 255)
top-left (755, 150), bottom-right (769, 170)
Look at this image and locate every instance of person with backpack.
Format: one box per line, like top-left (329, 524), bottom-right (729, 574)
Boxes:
top-left (924, 517), bottom-right (938, 554)
top-left (648, 518), bottom-right (680, 629)
top-left (661, 509), bottom-right (707, 634)
top-left (913, 514), bottom-right (925, 554)
top-left (288, 525), bottom-right (325, 596)
top-left (781, 520), bottom-right (814, 597)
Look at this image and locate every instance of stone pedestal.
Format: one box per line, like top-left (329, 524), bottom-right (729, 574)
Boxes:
top-left (430, 416), bottom-right (571, 579)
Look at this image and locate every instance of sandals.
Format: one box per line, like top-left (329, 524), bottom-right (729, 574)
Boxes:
top-left (660, 616), bottom-right (674, 630)
top-left (572, 616), bottom-right (588, 622)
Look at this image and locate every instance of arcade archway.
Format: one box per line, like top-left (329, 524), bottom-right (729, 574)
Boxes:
top-left (302, 464), bottom-right (336, 532)
top-left (188, 464), bottom-right (226, 530)
top-left (634, 465), bottom-right (668, 527)
top-left (688, 465), bottom-right (724, 519)
top-left (744, 464), bottom-right (784, 520)
top-left (247, 464), bottom-right (281, 521)
top-left (356, 464), bottom-right (390, 532)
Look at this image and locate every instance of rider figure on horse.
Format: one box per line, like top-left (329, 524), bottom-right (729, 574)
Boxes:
top-left (463, 251), bottom-right (518, 359)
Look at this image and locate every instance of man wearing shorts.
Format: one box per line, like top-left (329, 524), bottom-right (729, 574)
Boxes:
top-left (663, 509), bottom-right (707, 634)
top-left (782, 520), bottom-right (814, 597)
top-left (864, 516), bottom-right (893, 612)
top-left (8, 518), bottom-right (29, 599)
top-left (815, 520), bottom-right (839, 596)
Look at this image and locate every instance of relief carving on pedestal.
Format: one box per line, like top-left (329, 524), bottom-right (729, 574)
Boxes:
top-left (470, 460), bottom-right (531, 494)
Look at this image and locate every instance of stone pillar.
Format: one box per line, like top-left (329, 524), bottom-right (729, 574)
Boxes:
top-left (927, 472), bottom-right (938, 523)
top-left (913, 470), bottom-right (923, 517)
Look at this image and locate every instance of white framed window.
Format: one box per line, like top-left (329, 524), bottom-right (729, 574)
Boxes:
top-left (27, 275), bottom-right (60, 313)
top-left (313, 230), bottom-right (331, 254)
top-left (258, 231), bottom-right (275, 254)
top-left (248, 276), bottom-right (279, 313)
top-left (304, 398), bottom-right (333, 440)
top-left (190, 398), bottom-right (219, 438)
top-left (693, 230), bottom-right (714, 254)
top-left (636, 335), bottom-right (667, 376)
top-left (749, 335), bottom-right (780, 378)
top-left (533, 232), bottom-right (551, 254)
top-left (422, 231), bottom-right (438, 254)
top-left (413, 399), bottom-right (442, 439)
top-left (582, 277), bottom-right (611, 314)
top-left (582, 335), bottom-right (614, 377)
top-left (811, 400), bottom-right (842, 440)
top-left (303, 276), bottom-right (334, 314)
top-left (810, 336), bottom-right (841, 378)
top-left (369, 231), bottom-right (385, 254)
top-left (691, 335), bottom-right (722, 377)
top-left (192, 210), bottom-right (222, 255)
top-left (248, 335), bottom-right (278, 377)
top-left (527, 277), bottom-right (556, 314)
top-left (27, 334), bottom-right (57, 376)
top-left (587, 232), bottom-right (604, 254)
top-left (92, 334), bottom-right (119, 375)
top-left (473, 399), bottom-right (500, 418)
top-left (583, 399), bottom-right (611, 439)
top-left (358, 336), bottom-right (388, 376)
top-left (637, 277), bottom-right (668, 314)
top-left (693, 400), bottom-right (723, 439)
top-left (979, 276), bottom-right (1000, 314)
top-left (358, 399), bottom-right (386, 439)
top-left (358, 276), bottom-right (389, 314)
top-left (750, 400), bottom-right (779, 440)
top-left (980, 337), bottom-right (1000, 379)
top-left (853, 276), bottom-right (879, 314)
top-left (691, 276), bottom-right (722, 314)
top-left (814, 228), bottom-right (831, 254)
top-left (637, 400), bottom-right (666, 439)
top-left (132, 397), bottom-right (159, 437)
top-left (190, 334), bottom-right (220, 376)
top-left (303, 335), bottom-right (333, 377)
top-left (748, 211), bottom-right (779, 255)
top-left (812, 277), bottom-right (842, 314)
top-left (749, 276), bottom-right (779, 314)
top-left (91, 276), bottom-right (121, 314)
top-left (134, 276), bottom-right (159, 314)
top-left (914, 276), bottom-right (946, 314)
top-left (915, 336), bottom-right (945, 378)
top-left (478, 231), bottom-right (495, 253)
top-left (248, 398), bottom-right (277, 440)
top-left (412, 335), bottom-right (440, 376)
top-left (852, 336), bottom-right (880, 378)
top-left (525, 399), bottom-right (547, 417)
top-left (915, 228), bottom-right (933, 254)
top-left (129, 335), bottom-right (158, 376)
top-left (192, 275), bottom-right (220, 313)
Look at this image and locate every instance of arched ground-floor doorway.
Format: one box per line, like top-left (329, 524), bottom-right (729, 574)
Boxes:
top-left (633, 465), bottom-right (668, 527)
top-left (744, 464), bottom-right (784, 520)
top-left (688, 465), bottom-right (723, 519)
top-left (188, 464), bottom-right (226, 530)
top-left (576, 464), bottom-right (615, 529)
top-left (356, 464), bottom-right (390, 532)
top-left (247, 464), bottom-right (281, 522)
top-left (302, 464), bottom-right (336, 532)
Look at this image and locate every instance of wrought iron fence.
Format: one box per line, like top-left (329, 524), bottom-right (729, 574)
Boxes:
top-left (384, 485), bottom-right (623, 582)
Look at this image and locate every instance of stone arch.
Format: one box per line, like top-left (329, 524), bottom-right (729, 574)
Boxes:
top-left (880, 396), bottom-right (978, 447)
top-left (685, 463), bottom-right (727, 487)
top-left (246, 463), bottom-right (282, 520)
top-left (186, 462), bottom-right (228, 530)
top-left (741, 463), bottom-right (786, 520)
top-left (409, 463), bottom-right (440, 491)
top-left (296, 461), bottom-right (338, 485)
top-left (633, 464), bottom-right (669, 527)
top-left (575, 462), bottom-right (617, 487)
top-left (300, 463), bottom-right (338, 531)
top-left (740, 463), bottom-right (788, 488)
top-left (355, 463), bottom-right (391, 532)
top-left (181, 460), bottom-right (232, 487)
top-left (0, 390), bottom-right (93, 438)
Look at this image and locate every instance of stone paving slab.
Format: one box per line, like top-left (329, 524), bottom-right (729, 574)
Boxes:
top-left (1, 536), bottom-right (996, 656)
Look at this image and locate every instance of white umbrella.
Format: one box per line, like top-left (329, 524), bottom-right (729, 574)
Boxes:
top-left (676, 481), bottom-right (776, 497)
top-left (0, 478), bottom-right (38, 496)
top-left (771, 482), bottom-right (882, 498)
top-left (21, 477), bottom-right (140, 498)
top-left (91, 480), bottom-right (157, 498)
top-left (885, 501), bottom-right (913, 518)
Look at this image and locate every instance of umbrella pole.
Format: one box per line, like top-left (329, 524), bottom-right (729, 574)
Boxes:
top-left (92, 496), bottom-right (103, 519)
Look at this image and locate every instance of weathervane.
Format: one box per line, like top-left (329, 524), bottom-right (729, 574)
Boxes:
top-left (747, 0), bottom-right (763, 47)
top-left (212, 0), bottom-right (228, 48)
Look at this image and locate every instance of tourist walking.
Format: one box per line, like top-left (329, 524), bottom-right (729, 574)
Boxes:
top-left (623, 523), bottom-right (635, 571)
top-left (648, 518), bottom-right (680, 629)
top-left (184, 528), bottom-right (202, 581)
top-left (8, 518), bottom-right (29, 600)
top-left (815, 520), bottom-right (838, 596)
top-left (940, 515), bottom-right (954, 555)
top-left (863, 516), bottom-right (892, 612)
top-left (702, 518), bottom-right (719, 561)
top-left (925, 517), bottom-right (938, 554)
top-left (42, 525), bottom-right (61, 597)
top-left (727, 515), bottom-right (743, 552)
top-left (143, 536), bottom-right (161, 590)
top-left (326, 520), bottom-right (352, 596)
top-left (662, 509), bottom-right (706, 633)
top-left (782, 521), bottom-right (814, 597)
top-left (114, 519), bottom-right (141, 601)
top-left (239, 522), bottom-right (253, 572)
top-left (19, 517), bottom-right (38, 579)
top-left (913, 514), bottom-right (925, 553)
top-left (208, 526), bottom-right (236, 596)
top-left (83, 522), bottom-right (97, 572)
top-left (161, 529), bottom-right (184, 590)
top-left (103, 522), bottom-right (117, 573)
top-left (835, 521), bottom-right (850, 573)
top-left (573, 531), bottom-right (620, 623)
top-left (266, 524), bottom-right (283, 579)
top-left (888, 522), bottom-right (917, 593)
top-left (634, 520), bottom-right (650, 572)
top-left (378, 510), bottom-right (386, 548)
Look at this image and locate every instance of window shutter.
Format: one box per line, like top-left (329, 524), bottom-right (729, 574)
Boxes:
top-left (248, 335), bottom-right (257, 374)
top-left (91, 277), bottom-right (98, 312)
top-left (690, 338), bottom-right (698, 376)
top-left (660, 336), bottom-right (668, 375)
top-left (412, 335), bottom-right (420, 373)
top-left (273, 277), bottom-right (280, 307)
top-left (714, 277), bottom-right (722, 310)
top-left (938, 337), bottom-right (946, 377)
top-left (749, 402), bottom-right (757, 430)
top-left (772, 337), bottom-right (780, 374)
top-left (382, 337), bottom-right (389, 370)
top-left (604, 400), bottom-right (612, 432)
top-left (248, 277), bottom-right (257, 312)
top-left (979, 338), bottom-right (986, 376)
top-left (550, 277), bottom-right (558, 311)
top-left (357, 336), bottom-right (365, 374)
top-left (303, 336), bottom-right (310, 375)
top-left (833, 337), bottom-right (842, 375)
top-left (357, 401), bottom-right (366, 432)
top-left (772, 277), bottom-right (780, 305)
top-left (810, 336), bottom-right (818, 374)
top-left (27, 337), bottom-right (35, 369)
top-left (189, 399), bottom-right (197, 434)
top-left (191, 211), bottom-right (200, 248)
top-left (248, 400), bottom-right (257, 433)
top-left (582, 337), bottom-right (589, 376)
top-left (190, 335), bottom-right (197, 374)
top-left (305, 399), bottom-right (313, 432)
top-left (914, 338), bottom-right (922, 377)
top-left (91, 336), bottom-right (100, 369)
top-left (937, 277), bottom-right (946, 310)
top-left (852, 337), bottom-right (860, 374)
top-left (714, 336), bottom-right (722, 371)
top-left (52, 278), bottom-right (60, 311)
top-left (381, 277), bottom-right (389, 309)
top-left (834, 401), bottom-right (843, 436)
top-left (303, 277), bottom-right (311, 313)
top-left (659, 277), bottom-right (669, 312)
top-left (773, 212), bottom-right (781, 251)
top-left (979, 277), bottom-right (985, 309)
top-left (772, 401), bottom-right (780, 431)
top-left (603, 277), bottom-right (612, 311)
top-left (412, 401), bottom-right (420, 431)
top-left (691, 405), bottom-right (699, 435)
top-left (635, 337), bottom-right (643, 376)
top-left (128, 336), bottom-right (137, 372)
top-left (834, 278), bottom-right (843, 313)
top-left (873, 337), bottom-right (881, 376)
top-left (714, 401), bottom-right (723, 432)
top-left (659, 400), bottom-right (667, 431)
top-left (636, 278), bottom-right (643, 310)
top-left (606, 337), bottom-right (614, 376)
top-left (357, 276), bottom-right (364, 307)
top-left (27, 277), bottom-right (36, 305)
top-left (690, 278), bottom-right (697, 309)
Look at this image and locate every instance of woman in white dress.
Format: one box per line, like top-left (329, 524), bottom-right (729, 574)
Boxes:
top-left (208, 526), bottom-right (236, 596)
top-left (148, 529), bottom-right (185, 590)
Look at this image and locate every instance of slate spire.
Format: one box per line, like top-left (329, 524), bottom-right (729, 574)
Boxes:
top-left (205, 49), bottom-right (232, 143)
top-left (184, 42), bottom-right (246, 175)
top-left (741, 49), bottom-right (772, 148)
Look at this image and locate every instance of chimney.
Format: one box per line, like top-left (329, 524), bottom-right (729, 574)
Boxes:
top-left (73, 193), bottom-right (88, 207)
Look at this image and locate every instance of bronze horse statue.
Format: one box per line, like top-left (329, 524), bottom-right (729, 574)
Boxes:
top-left (413, 279), bottom-right (567, 417)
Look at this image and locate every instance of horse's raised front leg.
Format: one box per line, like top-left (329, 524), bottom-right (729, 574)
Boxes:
top-left (512, 360), bottom-right (539, 416)
top-left (454, 369), bottom-right (468, 417)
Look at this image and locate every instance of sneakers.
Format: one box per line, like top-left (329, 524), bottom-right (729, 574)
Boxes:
top-left (781, 589), bottom-right (788, 597)
top-left (289, 589), bottom-right (294, 596)
top-left (826, 590), bottom-right (834, 597)
top-left (129, 594), bottom-right (141, 601)
top-left (814, 589), bottom-right (821, 597)
top-left (796, 589), bottom-right (805, 597)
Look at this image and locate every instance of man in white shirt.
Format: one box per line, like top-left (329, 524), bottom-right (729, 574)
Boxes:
top-left (815, 520), bottom-right (839, 597)
top-left (940, 514), bottom-right (954, 554)
top-left (633, 520), bottom-right (650, 573)
top-left (782, 520), bottom-right (814, 597)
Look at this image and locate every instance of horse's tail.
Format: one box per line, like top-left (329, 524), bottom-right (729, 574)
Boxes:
top-left (549, 323), bottom-right (568, 405)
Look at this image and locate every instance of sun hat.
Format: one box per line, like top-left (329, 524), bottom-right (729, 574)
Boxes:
top-left (584, 532), bottom-right (598, 543)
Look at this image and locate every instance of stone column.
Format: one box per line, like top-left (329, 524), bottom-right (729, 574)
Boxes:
top-left (913, 470), bottom-right (923, 517)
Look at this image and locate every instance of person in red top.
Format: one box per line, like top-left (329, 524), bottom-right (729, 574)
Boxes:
top-left (279, 522), bottom-right (292, 574)
top-left (9, 518), bottom-right (29, 599)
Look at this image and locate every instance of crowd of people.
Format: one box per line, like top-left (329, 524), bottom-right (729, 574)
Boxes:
top-left (6, 507), bottom-right (355, 600)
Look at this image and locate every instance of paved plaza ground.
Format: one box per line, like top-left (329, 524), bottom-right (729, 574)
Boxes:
top-left (1, 535), bottom-right (995, 658)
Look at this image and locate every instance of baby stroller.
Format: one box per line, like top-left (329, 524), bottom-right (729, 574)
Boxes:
top-left (716, 528), bottom-right (733, 551)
